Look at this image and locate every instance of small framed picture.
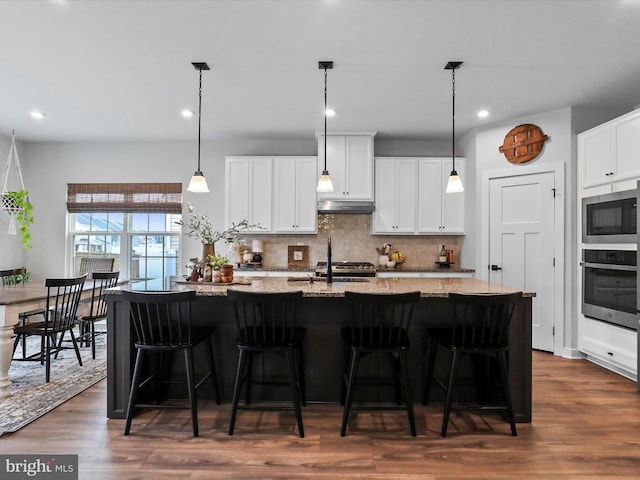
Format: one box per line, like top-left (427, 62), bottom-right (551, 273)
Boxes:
top-left (288, 245), bottom-right (309, 269)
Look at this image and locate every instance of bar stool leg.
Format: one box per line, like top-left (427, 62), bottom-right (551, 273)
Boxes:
top-left (229, 349), bottom-right (248, 436)
top-left (285, 349), bottom-right (304, 438)
top-left (184, 348), bottom-right (199, 437)
top-left (442, 349), bottom-right (461, 437)
top-left (124, 349), bottom-right (146, 436)
top-left (340, 348), bottom-right (361, 437)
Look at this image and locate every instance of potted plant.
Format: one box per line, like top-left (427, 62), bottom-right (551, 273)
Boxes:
top-left (175, 202), bottom-right (262, 267)
top-left (1, 189), bottom-right (34, 251)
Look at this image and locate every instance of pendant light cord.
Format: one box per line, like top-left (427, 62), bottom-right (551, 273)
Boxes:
top-left (323, 67), bottom-right (328, 171)
top-left (451, 67), bottom-right (456, 172)
top-left (197, 68), bottom-right (203, 172)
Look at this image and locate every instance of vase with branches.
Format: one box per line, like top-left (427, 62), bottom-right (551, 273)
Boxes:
top-left (175, 202), bottom-right (262, 265)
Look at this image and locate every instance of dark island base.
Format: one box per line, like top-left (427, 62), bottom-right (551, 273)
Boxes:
top-left (107, 296), bottom-right (532, 422)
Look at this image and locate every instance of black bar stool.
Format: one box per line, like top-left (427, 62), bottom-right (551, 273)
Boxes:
top-left (340, 290), bottom-right (421, 437)
top-left (424, 292), bottom-right (522, 437)
top-left (226, 289), bottom-right (305, 438)
top-left (77, 270), bottom-right (120, 359)
top-left (122, 290), bottom-right (221, 437)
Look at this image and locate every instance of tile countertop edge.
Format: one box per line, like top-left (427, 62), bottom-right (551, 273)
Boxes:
top-left (108, 277), bottom-right (532, 298)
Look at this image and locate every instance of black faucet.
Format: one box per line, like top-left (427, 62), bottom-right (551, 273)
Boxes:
top-left (327, 237), bottom-right (333, 284)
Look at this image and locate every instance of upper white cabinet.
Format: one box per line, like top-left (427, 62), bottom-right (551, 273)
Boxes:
top-left (579, 108), bottom-right (640, 189)
top-left (373, 157), bottom-right (418, 233)
top-left (373, 157), bottom-right (465, 235)
top-left (317, 133), bottom-right (375, 201)
top-left (225, 157), bottom-right (273, 232)
top-left (273, 156), bottom-right (318, 233)
top-left (418, 157), bottom-right (466, 234)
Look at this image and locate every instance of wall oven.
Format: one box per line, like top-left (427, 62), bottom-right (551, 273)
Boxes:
top-left (582, 189), bottom-right (637, 243)
top-left (581, 249), bottom-right (637, 330)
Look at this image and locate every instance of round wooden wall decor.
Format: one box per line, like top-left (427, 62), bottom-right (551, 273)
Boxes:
top-left (498, 123), bottom-right (549, 164)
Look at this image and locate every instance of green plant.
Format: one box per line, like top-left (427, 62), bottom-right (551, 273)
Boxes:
top-left (207, 254), bottom-right (228, 271)
top-left (175, 202), bottom-right (262, 245)
top-left (2, 190), bottom-right (34, 251)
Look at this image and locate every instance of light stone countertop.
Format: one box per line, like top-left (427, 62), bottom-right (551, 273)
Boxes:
top-left (113, 277), bottom-right (532, 298)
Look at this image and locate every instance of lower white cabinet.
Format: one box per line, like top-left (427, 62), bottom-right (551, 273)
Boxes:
top-left (579, 316), bottom-right (637, 380)
top-left (376, 271), bottom-right (474, 279)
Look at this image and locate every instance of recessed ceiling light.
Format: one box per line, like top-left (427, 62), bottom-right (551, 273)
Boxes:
top-left (325, 108), bottom-right (335, 117)
top-left (30, 111), bottom-right (46, 119)
top-left (181, 110), bottom-right (194, 118)
top-left (477, 109), bottom-right (489, 118)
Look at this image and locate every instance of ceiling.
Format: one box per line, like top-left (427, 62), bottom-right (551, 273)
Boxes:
top-left (2, 0), bottom-right (640, 143)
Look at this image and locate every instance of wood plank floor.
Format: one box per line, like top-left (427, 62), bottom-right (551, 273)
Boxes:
top-left (2, 351), bottom-right (640, 479)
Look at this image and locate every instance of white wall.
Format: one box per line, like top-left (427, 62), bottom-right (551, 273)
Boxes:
top-left (0, 131), bottom-right (27, 269)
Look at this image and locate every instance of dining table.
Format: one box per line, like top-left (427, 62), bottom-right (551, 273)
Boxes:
top-left (0, 279), bottom-right (103, 398)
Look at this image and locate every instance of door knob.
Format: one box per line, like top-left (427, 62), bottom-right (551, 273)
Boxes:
top-left (491, 264), bottom-right (502, 271)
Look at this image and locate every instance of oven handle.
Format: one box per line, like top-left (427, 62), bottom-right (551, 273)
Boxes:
top-left (581, 262), bottom-right (637, 272)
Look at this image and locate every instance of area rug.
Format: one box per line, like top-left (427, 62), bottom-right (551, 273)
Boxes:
top-left (0, 328), bottom-right (106, 436)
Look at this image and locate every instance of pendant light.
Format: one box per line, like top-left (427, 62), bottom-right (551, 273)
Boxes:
top-left (445, 61), bottom-right (464, 193)
top-left (317, 61), bottom-right (334, 193)
top-left (187, 62), bottom-right (210, 193)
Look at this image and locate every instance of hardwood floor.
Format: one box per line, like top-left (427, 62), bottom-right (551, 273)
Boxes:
top-left (2, 351), bottom-right (640, 479)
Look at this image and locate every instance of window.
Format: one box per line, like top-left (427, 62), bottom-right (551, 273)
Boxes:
top-left (67, 183), bottom-right (182, 289)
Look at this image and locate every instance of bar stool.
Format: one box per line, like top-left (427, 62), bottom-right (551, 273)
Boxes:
top-left (226, 289), bottom-right (305, 438)
top-left (122, 290), bottom-right (221, 437)
top-left (340, 291), bottom-right (421, 437)
top-left (77, 270), bottom-right (119, 359)
top-left (423, 292), bottom-right (522, 437)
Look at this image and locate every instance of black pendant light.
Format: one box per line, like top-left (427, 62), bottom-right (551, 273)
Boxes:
top-left (445, 61), bottom-right (464, 193)
top-left (317, 61), bottom-right (334, 193)
top-left (187, 62), bottom-right (210, 193)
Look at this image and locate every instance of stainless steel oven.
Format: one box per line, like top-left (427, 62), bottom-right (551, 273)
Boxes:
top-left (582, 189), bottom-right (637, 243)
top-left (581, 249), bottom-right (637, 330)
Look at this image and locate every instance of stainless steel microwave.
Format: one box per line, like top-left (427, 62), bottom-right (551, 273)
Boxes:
top-left (582, 189), bottom-right (637, 243)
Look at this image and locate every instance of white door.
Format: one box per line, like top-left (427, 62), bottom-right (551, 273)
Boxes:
top-left (489, 172), bottom-right (556, 352)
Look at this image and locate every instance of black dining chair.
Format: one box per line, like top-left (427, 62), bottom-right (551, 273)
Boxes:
top-left (1, 267), bottom-right (45, 359)
top-left (76, 270), bottom-right (119, 359)
top-left (423, 292), bottom-right (522, 437)
top-left (226, 289), bottom-right (306, 438)
top-left (340, 290), bottom-right (421, 437)
top-left (12, 274), bottom-right (88, 383)
top-left (122, 289), bottom-right (221, 436)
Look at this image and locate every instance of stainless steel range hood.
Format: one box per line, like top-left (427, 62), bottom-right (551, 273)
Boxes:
top-left (317, 200), bottom-right (375, 214)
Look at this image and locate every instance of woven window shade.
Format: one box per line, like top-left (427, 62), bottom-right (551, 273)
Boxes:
top-left (66, 183), bottom-right (182, 213)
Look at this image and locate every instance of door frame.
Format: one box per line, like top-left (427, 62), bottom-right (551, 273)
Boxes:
top-left (479, 163), bottom-right (566, 356)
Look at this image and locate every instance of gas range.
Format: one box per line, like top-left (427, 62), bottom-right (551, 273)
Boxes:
top-left (315, 261), bottom-right (377, 277)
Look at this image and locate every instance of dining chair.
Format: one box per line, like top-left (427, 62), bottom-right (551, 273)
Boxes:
top-left (340, 290), bottom-right (421, 437)
top-left (122, 289), bottom-right (221, 437)
top-left (76, 270), bottom-right (119, 359)
top-left (226, 289), bottom-right (306, 437)
top-left (423, 292), bottom-right (522, 437)
top-left (11, 274), bottom-right (88, 383)
top-left (78, 257), bottom-right (115, 279)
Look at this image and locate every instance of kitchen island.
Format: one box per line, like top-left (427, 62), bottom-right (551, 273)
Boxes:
top-left (106, 277), bottom-right (533, 422)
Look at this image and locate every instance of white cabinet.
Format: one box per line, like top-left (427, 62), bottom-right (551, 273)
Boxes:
top-left (377, 271), bottom-right (473, 279)
top-left (417, 158), bottom-right (466, 234)
top-left (225, 157), bottom-right (273, 232)
top-left (273, 156), bottom-right (318, 233)
top-left (373, 157), bottom-right (417, 234)
top-left (579, 316), bottom-right (637, 380)
top-left (579, 108), bottom-right (640, 189)
top-left (317, 133), bottom-right (375, 201)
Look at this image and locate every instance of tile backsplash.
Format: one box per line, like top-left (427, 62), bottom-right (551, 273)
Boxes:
top-left (235, 214), bottom-right (464, 269)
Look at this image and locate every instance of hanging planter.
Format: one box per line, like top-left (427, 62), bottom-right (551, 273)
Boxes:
top-left (1, 131), bottom-right (34, 250)
top-left (1, 190), bottom-right (34, 250)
